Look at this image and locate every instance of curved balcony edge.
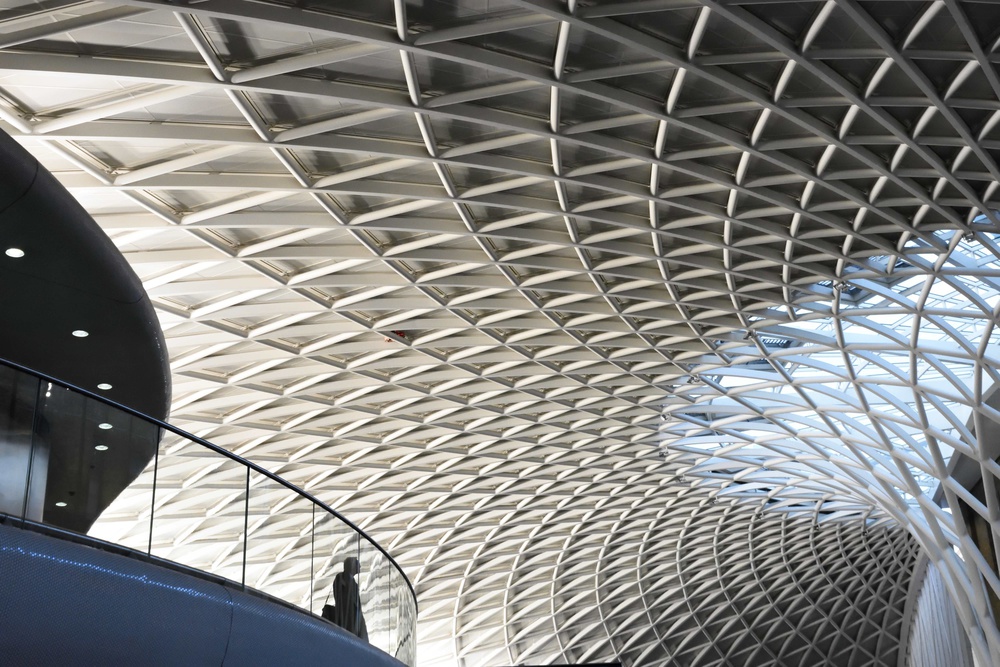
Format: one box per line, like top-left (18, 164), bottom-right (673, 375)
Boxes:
top-left (0, 356), bottom-right (417, 665)
top-left (0, 517), bottom-right (407, 667)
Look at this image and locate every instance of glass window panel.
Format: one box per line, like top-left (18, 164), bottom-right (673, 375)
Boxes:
top-left (359, 538), bottom-right (392, 654)
top-left (29, 381), bottom-right (160, 542)
top-left (0, 365), bottom-right (40, 521)
top-left (246, 473), bottom-right (315, 610)
top-left (148, 434), bottom-right (247, 578)
top-left (390, 566), bottom-right (417, 665)
top-left (313, 512), bottom-right (360, 618)
top-left (314, 517), bottom-right (363, 637)
top-left (85, 423), bottom-right (160, 555)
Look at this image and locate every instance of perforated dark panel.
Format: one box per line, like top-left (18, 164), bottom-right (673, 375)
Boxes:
top-left (0, 522), bottom-right (403, 667)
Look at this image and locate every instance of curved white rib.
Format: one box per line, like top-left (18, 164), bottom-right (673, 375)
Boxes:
top-left (2, 0), bottom-right (1000, 664)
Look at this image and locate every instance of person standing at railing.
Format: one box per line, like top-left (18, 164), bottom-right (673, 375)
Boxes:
top-left (322, 556), bottom-right (368, 642)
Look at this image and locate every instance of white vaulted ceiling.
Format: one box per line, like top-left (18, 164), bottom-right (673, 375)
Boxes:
top-left (4, 0), bottom-right (1000, 665)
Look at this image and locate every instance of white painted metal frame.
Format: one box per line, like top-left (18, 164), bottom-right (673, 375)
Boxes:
top-left (1, 0), bottom-right (999, 664)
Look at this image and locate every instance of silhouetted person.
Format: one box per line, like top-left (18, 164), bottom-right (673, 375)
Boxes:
top-left (322, 556), bottom-right (368, 641)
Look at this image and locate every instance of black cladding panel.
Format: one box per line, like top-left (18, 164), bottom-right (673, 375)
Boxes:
top-left (0, 129), bottom-right (169, 421)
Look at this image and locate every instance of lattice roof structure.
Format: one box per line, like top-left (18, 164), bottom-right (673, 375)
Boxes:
top-left (3, 0), bottom-right (1000, 664)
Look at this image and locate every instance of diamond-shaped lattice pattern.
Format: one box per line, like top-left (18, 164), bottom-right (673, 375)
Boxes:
top-left (524, 503), bottom-right (918, 667)
top-left (2, 0), bottom-right (1000, 664)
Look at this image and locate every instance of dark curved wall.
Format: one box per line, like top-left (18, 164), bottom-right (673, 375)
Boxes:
top-left (0, 129), bottom-right (170, 531)
top-left (0, 129), bottom-right (169, 420)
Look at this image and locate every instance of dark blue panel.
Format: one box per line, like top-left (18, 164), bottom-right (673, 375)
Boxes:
top-left (0, 523), bottom-right (405, 667)
top-left (226, 588), bottom-right (405, 667)
top-left (0, 523), bottom-right (231, 666)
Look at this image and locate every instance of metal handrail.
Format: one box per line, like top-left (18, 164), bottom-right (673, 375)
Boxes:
top-left (0, 355), bottom-right (417, 609)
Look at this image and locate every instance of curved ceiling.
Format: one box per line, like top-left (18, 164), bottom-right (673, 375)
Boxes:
top-left (2, 0), bottom-right (1000, 664)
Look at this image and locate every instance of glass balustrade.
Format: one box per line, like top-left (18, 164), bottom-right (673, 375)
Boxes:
top-left (0, 358), bottom-right (416, 665)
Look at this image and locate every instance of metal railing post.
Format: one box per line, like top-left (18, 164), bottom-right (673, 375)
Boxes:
top-left (242, 466), bottom-right (250, 588)
top-left (148, 430), bottom-right (159, 556)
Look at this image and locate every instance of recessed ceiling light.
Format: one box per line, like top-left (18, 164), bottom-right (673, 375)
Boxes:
top-left (95, 445), bottom-right (108, 451)
top-left (97, 383), bottom-right (112, 390)
top-left (98, 423), bottom-right (113, 430)
top-left (72, 330), bottom-right (89, 338)
top-left (5, 247), bottom-right (24, 258)
top-left (55, 502), bottom-right (67, 507)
